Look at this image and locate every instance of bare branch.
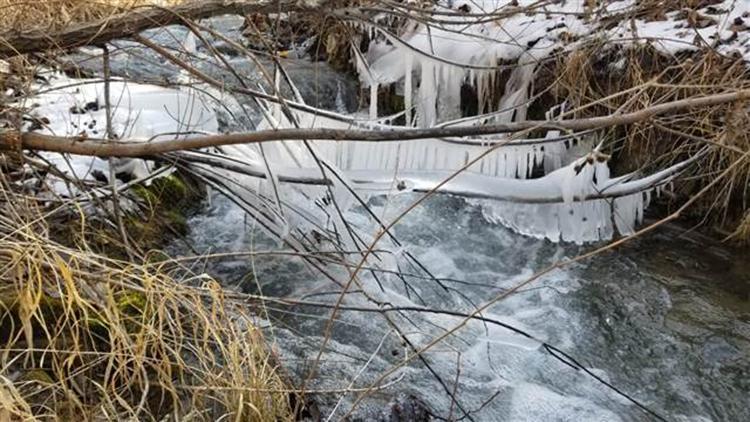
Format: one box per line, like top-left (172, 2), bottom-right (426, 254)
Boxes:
top-left (0, 0), bottom-right (329, 58)
top-left (2, 89), bottom-right (749, 157)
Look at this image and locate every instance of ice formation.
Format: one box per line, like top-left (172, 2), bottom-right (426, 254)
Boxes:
top-left (18, 78), bottom-right (670, 247)
top-left (305, 0), bottom-right (739, 242)
top-left (20, 72), bottom-right (218, 196)
top-left (351, 0), bottom-right (750, 124)
top-left (180, 75), bottom-right (689, 245)
top-left (179, 129), bottom-right (693, 245)
top-left (251, 105), bottom-right (589, 180)
top-left (18, 0), bottom-right (732, 244)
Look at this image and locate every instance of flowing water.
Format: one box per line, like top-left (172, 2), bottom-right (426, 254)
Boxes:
top-left (70, 16), bottom-right (748, 421)
top-left (175, 193), bottom-right (749, 421)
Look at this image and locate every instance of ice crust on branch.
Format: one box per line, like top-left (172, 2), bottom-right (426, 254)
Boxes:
top-left (20, 75), bottom-right (681, 245)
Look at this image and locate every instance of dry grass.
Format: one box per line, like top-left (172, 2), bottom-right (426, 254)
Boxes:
top-left (543, 42), bottom-right (750, 240)
top-left (0, 177), bottom-right (295, 421)
top-left (727, 210), bottom-right (750, 244)
top-left (0, 0), bottom-right (184, 32)
top-left (0, 5), bottom-right (298, 416)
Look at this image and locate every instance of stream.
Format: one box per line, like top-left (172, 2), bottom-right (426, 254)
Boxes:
top-left (64, 16), bottom-right (749, 421)
top-left (175, 193), bottom-right (749, 421)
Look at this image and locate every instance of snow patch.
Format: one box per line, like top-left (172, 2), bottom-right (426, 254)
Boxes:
top-left (19, 72), bottom-right (218, 197)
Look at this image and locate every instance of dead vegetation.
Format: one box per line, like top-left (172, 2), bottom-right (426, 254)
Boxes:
top-left (541, 41), bottom-right (750, 240)
top-left (0, 5), bottom-right (298, 416)
top-left (0, 0), bottom-right (184, 32)
top-left (0, 177), bottom-right (295, 420)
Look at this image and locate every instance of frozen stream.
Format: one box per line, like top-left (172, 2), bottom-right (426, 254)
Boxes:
top-left (173, 193), bottom-right (749, 421)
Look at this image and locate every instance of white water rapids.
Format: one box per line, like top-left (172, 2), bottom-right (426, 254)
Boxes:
top-left (174, 193), bottom-right (749, 421)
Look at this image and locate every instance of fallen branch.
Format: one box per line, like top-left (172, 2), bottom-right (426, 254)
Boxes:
top-left (2, 89), bottom-right (749, 157)
top-left (0, 0), bottom-right (329, 58)
top-left (172, 150), bottom-right (696, 204)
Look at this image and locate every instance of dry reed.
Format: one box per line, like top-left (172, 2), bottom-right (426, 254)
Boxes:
top-left (0, 0), bottom-right (184, 32)
top-left (0, 176), bottom-right (295, 421)
top-left (544, 41), bottom-right (750, 239)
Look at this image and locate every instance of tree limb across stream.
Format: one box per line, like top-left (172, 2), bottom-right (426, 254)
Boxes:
top-left (1, 89), bottom-right (748, 157)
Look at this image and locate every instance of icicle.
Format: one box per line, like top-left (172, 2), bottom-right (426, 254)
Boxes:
top-left (613, 194), bottom-right (637, 236)
top-left (495, 63), bottom-right (534, 124)
top-left (404, 54), bottom-right (413, 126)
top-left (594, 160), bottom-right (610, 185)
top-left (533, 146), bottom-right (544, 169)
top-left (266, 106), bottom-right (586, 181)
top-left (272, 70), bottom-right (283, 122)
top-left (438, 65), bottom-right (463, 121)
top-left (334, 81), bottom-right (347, 113)
top-left (476, 71), bottom-right (487, 114)
top-left (518, 148), bottom-right (529, 179)
top-left (635, 192), bottom-right (645, 224)
top-left (560, 163), bottom-right (576, 205)
top-left (369, 82), bottom-right (378, 119)
top-left (417, 61), bottom-right (437, 127)
top-left (466, 151), bottom-right (666, 244)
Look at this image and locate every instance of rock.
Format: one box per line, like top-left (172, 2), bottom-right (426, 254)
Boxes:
top-left (378, 394), bottom-right (431, 422)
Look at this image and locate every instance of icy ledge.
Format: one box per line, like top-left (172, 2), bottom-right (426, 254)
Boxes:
top-left (178, 148), bottom-right (697, 245)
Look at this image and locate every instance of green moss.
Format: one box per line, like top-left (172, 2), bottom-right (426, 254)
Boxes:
top-left (119, 172), bottom-right (204, 251)
top-left (131, 183), bottom-right (158, 207)
top-left (131, 173), bottom-right (197, 210)
top-left (151, 174), bottom-right (188, 204)
top-left (116, 291), bottom-right (147, 314)
top-left (84, 314), bottom-right (109, 332)
top-left (19, 369), bottom-right (54, 384)
top-left (49, 171), bottom-right (205, 259)
top-left (163, 209), bottom-right (188, 233)
top-left (144, 250), bottom-right (171, 264)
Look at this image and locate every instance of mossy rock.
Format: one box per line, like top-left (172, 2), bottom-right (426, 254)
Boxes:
top-left (124, 171), bottom-right (204, 250)
top-left (48, 170), bottom-right (205, 259)
top-left (132, 172), bottom-right (201, 213)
